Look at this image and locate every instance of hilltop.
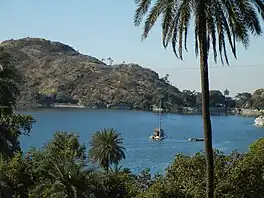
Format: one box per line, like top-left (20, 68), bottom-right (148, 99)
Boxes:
top-left (1, 37), bottom-right (183, 110)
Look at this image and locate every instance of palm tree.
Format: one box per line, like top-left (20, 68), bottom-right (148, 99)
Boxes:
top-left (89, 128), bottom-right (126, 174)
top-left (30, 156), bottom-right (100, 198)
top-left (133, 1), bottom-right (264, 197)
top-left (29, 132), bottom-right (103, 198)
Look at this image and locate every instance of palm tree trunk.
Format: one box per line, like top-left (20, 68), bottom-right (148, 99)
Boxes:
top-left (198, 5), bottom-right (214, 198)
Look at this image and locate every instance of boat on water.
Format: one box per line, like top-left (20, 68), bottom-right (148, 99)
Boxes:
top-left (188, 137), bottom-right (204, 142)
top-left (149, 100), bottom-right (167, 141)
top-left (149, 128), bottom-right (166, 140)
top-left (254, 115), bottom-right (264, 127)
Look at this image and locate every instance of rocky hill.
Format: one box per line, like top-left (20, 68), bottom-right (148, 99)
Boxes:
top-left (0, 37), bottom-right (183, 110)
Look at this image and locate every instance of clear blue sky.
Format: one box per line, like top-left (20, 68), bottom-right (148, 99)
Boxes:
top-left (1, 0), bottom-right (264, 96)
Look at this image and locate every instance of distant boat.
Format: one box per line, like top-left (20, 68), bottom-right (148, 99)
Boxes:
top-left (53, 103), bottom-right (85, 108)
top-left (152, 105), bottom-right (163, 112)
top-left (188, 137), bottom-right (204, 142)
top-left (149, 100), bottom-right (167, 141)
top-left (149, 128), bottom-right (166, 140)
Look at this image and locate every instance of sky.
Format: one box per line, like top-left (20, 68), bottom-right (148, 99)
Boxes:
top-left (1, 0), bottom-right (264, 96)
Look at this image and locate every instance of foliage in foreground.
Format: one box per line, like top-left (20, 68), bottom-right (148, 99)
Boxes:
top-left (0, 112), bottom-right (35, 159)
top-left (0, 47), bottom-right (22, 112)
top-left (89, 128), bottom-right (126, 173)
top-left (1, 131), bottom-right (264, 197)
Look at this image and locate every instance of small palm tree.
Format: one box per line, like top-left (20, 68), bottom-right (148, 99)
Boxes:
top-left (30, 152), bottom-right (101, 198)
top-left (29, 132), bottom-right (102, 198)
top-left (33, 161), bottom-right (97, 197)
top-left (133, 1), bottom-right (264, 197)
top-left (89, 128), bottom-right (126, 174)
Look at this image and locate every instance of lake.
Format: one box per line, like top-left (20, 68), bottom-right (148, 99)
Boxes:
top-left (19, 109), bottom-right (263, 174)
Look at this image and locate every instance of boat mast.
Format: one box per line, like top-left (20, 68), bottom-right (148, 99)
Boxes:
top-left (159, 99), bottom-right (162, 131)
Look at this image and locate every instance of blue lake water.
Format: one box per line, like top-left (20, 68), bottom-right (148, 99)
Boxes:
top-left (19, 109), bottom-right (264, 174)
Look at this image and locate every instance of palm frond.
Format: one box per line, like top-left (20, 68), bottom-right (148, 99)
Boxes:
top-left (142, 0), bottom-right (166, 39)
top-left (134, 0), bottom-right (153, 26)
top-left (176, 0), bottom-right (192, 59)
top-left (162, 0), bottom-right (177, 48)
top-left (134, 0), bottom-right (264, 65)
top-left (253, 0), bottom-right (264, 19)
top-left (236, 0), bottom-right (262, 35)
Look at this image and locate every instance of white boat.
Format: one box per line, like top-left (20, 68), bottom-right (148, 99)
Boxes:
top-left (149, 100), bottom-right (167, 140)
top-left (149, 128), bottom-right (166, 140)
top-left (188, 137), bottom-right (204, 142)
top-left (253, 115), bottom-right (264, 127)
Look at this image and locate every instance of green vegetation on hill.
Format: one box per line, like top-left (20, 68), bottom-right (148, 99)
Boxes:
top-left (1, 37), bottom-right (264, 112)
top-left (0, 38), bottom-right (183, 110)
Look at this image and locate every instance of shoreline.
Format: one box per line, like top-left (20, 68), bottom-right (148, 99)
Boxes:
top-left (16, 104), bottom-right (263, 117)
top-left (15, 106), bottom-right (244, 117)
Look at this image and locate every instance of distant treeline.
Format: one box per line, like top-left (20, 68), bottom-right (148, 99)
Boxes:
top-left (32, 88), bottom-right (264, 112)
